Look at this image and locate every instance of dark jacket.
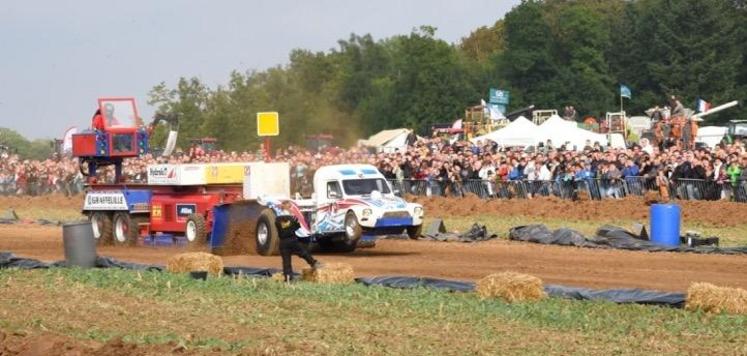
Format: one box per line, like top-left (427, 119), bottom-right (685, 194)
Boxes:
top-left (275, 215), bottom-right (300, 240)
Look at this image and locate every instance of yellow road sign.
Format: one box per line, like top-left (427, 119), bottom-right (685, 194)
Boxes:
top-left (257, 112), bottom-right (279, 136)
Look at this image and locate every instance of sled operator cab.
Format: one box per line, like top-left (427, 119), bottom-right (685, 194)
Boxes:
top-left (72, 97), bottom-right (149, 182)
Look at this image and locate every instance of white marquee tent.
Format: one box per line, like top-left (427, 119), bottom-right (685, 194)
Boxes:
top-left (471, 116), bottom-right (539, 147)
top-left (695, 126), bottom-right (728, 148)
top-left (535, 115), bottom-right (609, 150)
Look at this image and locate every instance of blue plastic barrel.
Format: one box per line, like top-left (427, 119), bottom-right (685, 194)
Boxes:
top-left (650, 204), bottom-right (681, 246)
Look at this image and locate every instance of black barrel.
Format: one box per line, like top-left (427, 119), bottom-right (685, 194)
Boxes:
top-left (62, 221), bottom-right (97, 268)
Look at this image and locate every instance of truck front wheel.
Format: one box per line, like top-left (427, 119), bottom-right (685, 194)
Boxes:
top-left (407, 225), bottom-right (422, 240)
top-left (255, 210), bottom-right (279, 256)
top-left (338, 211), bottom-right (362, 252)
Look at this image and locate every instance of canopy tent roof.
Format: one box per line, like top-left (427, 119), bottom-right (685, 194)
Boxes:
top-left (359, 128), bottom-right (412, 147)
top-left (536, 115), bottom-right (608, 150)
top-left (471, 116), bottom-right (539, 147)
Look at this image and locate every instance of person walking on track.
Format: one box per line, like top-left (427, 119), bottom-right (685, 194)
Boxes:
top-left (275, 200), bottom-right (322, 282)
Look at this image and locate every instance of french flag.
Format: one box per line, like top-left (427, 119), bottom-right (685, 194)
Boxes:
top-left (697, 98), bottom-right (711, 113)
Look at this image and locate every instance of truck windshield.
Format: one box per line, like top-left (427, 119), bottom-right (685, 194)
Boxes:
top-left (342, 179), bottom-right (391, 195)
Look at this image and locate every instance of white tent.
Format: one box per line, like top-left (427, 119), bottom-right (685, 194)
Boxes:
top-left (358, 128), bottom-right (413, 153)
top-left (536, 115), bottom-right (608, 150)
top-left (471, 116), bottom-right (539, 147)
top-left (696, 126), bottom-right (727, 148)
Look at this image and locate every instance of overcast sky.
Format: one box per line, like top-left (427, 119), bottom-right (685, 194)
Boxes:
top-left (0, 0), bottom-right (519, 139)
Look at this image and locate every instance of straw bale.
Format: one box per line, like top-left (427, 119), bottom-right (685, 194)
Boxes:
top-left (475, 272), bottom-right (546, 302)
top-left (301, 263), bottom-right (355, 284)
top-left (685, 282), bottom-right (747, 315)
top-left (166, 252), bottom-right (224, 277)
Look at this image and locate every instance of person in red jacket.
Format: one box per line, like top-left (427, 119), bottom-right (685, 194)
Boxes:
top-left (91, 109), bottom-right (105, 131)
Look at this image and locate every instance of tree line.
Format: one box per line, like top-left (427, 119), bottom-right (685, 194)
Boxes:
top-left (144, 0), bottom-right (745, 151)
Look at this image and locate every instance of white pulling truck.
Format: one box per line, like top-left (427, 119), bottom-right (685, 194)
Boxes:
top-left (244, 164), bottom-right (424, 255)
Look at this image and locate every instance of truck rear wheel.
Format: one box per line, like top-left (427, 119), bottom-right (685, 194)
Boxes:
top-left (89, 211), bottom-right (113, 246)
top-left (407, 225), bottom-right (422, 240)
top-left (185, 214), bottom-right (208, 246)
top-left (112, 212), bottom-right (140, 246)
top-left (255, 210), bottom-right (279, 256)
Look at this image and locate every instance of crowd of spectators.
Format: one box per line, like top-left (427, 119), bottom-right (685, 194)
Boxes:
top-left (0, 152), bottom-right (84, 196)
top-left (2, 136), bottom-right (747, 202)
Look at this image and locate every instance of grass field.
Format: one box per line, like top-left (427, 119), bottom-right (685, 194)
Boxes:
top-left (0, 268), bottom-right (745, 355)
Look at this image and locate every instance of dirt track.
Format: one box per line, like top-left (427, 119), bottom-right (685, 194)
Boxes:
top-left (2, 225), bottom-right (745, 292)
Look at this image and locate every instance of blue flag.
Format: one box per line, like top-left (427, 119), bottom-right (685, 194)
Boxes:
top-left (620, 84), bottom-right (632, 99)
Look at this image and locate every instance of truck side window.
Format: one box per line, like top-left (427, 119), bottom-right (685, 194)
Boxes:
top-left (327, 181), bottom-right (342, 199)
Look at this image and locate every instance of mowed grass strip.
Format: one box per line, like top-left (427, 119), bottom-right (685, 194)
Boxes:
top-left (0, 269), bottom-right (746, 355)
top-left (432, 215), bottom-right (747, 247)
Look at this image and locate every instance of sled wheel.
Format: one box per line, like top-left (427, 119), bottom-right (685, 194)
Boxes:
top-left (90, 211), bottom-right (113, 246)
top-left (185, 214), bottom-right (208, 246)
top-left (112, 212), bottom-right (140, 246)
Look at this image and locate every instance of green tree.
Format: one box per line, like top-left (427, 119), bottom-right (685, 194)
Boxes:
top-left (0, 128), bottom-right (53, 160)
top-left (376, 26), bottom-right (477, 133)
top-left (643, 0), bottom-right (742, 122)
top-left (554, 4), bottom-right (614, 115)
top-left (460, 21), bottom-right (505, 64)
top-left (147, 77), bottom-right (209, 149)
top-left (497, 0), bottom-right (560, 110)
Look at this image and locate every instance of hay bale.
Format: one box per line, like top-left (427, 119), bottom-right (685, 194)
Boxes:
top-left (686, 282), bottom-right (747, 315)
top-left (475, 272), bottom-right (546, 302)
top-left (301, 263), bottom-right (354, 284)
top-left (166, 252), bottom-right (224, 277)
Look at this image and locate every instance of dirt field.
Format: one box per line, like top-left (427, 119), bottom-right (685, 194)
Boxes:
top-left (410, 194), bottom-right (747, 227)
top-left (2, 225), bottom-right (745, 292)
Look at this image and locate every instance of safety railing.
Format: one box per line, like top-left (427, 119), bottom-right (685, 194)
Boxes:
top-left (388, 177), bottom-right (747, 203)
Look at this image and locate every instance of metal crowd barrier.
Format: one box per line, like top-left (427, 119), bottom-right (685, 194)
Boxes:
top-left (388, 178), bottom-right (747, 203)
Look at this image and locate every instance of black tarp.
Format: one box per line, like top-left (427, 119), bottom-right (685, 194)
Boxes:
top-left (94, 256), bottom-right (163, 271)
top-left (424, 223), bottom-right (497, 242)
top-left (0, 252), bottom-right (163, 270)
top-left (509, 225), bottom-right (747, 255)
top-left (356, 276), bottom-right (475, 292)
top-left (356, 276), bottom-right (686, 307)
top-left (223, 266), bottom-right (285, 278)
top-left (0, 251), bottom-right (687, 307)
top-left (0, 252), bottom-right (51, 269)
top-left (544, 284), bottom-right (685, 307)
